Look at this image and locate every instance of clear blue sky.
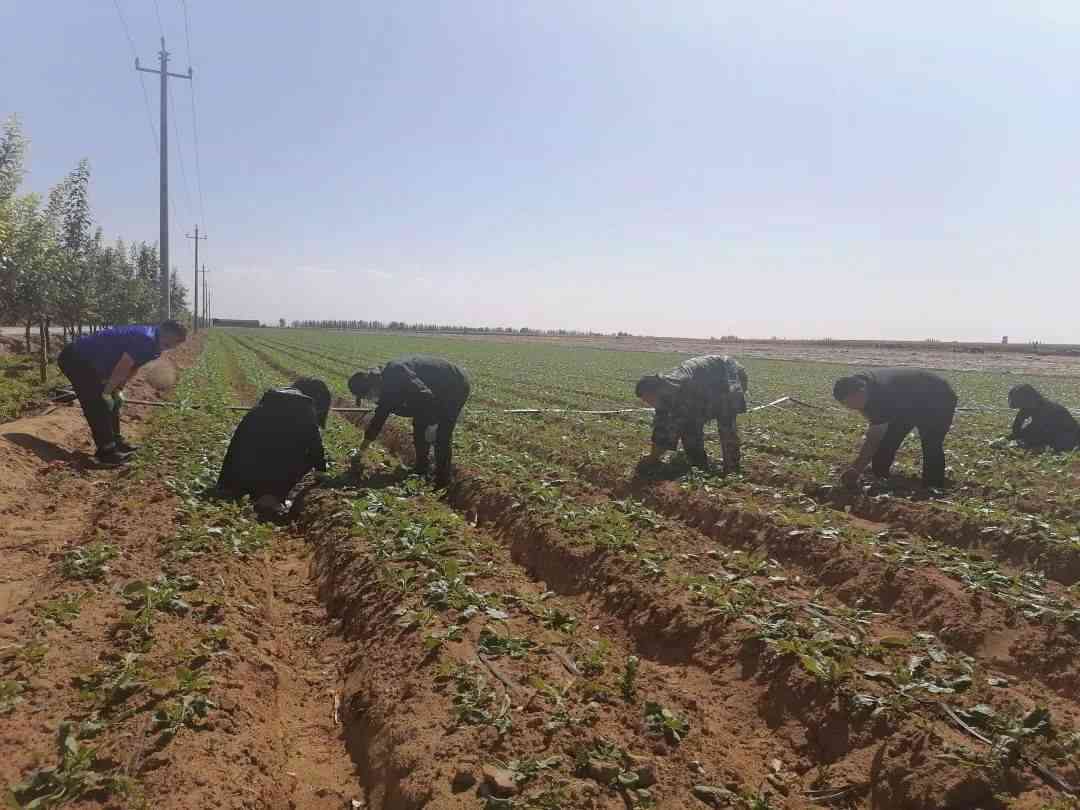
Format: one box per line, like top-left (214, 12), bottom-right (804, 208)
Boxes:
top-left (4, 1), bottom-right (1079, 341)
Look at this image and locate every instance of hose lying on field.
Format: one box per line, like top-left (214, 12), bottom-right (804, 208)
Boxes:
top-left (49, 393), bottom-right (1078, 417)
top-left (80, 396), bottom-right (821, 416)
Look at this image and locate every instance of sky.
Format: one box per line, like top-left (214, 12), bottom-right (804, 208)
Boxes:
top-left (3, 1), bottom-right (1080, 342)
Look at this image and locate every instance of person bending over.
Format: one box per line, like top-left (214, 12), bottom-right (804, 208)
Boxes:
top-left (216, 377), bottom-right (331, 520)
top-left (1008, 384), bottom-right (1080, 451)
top-left (834, 368), bottom-right (957, 490)
top-left (635, 354), bottom-right (748, 474)
top-left (348, 355), bottom-right (470, 487)
top-left (57, 321), bottom-right (187, 466)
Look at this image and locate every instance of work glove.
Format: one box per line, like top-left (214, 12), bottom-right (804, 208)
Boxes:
top-left (112, 390), bottom-right (125, 409)
top-left (102, 393), bottom-right (118, 411)
top-left (424, 424), bottom-right (439, 443)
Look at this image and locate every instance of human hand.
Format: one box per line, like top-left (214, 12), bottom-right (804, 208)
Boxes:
top-left (840, 467), bottom-right (861, 490)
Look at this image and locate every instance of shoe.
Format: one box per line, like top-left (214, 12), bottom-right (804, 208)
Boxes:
top-left (94, 449), bottom-right (133, 468)
top-left (116, 439), bottom-right (139, 453)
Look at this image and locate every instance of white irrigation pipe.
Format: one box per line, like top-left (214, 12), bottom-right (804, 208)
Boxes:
top-left (66, 395), bottom-right (1079, 418)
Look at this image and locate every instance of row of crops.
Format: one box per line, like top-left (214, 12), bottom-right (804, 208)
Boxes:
top-left (210, 328), bottom-right (1078, 809)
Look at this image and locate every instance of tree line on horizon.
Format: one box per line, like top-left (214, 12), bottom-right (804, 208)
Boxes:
top-left (0, 115), bottom-right (188, 356)
top-left (288, 319), bottom-right (635, 338)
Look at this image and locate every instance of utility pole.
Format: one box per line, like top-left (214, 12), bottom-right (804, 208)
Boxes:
top-left (185, 227), bottom-right (206, 331)
top-left (201, 265), bottom-right (209, 328)
top-left (136, 38), bottom-right (192, 321)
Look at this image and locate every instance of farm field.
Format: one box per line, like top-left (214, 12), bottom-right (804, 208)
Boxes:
top-left (2, 327), bottom-right (1079, 810)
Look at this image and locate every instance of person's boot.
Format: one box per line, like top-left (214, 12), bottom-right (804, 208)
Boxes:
top-left (254, 494), bottom-right (288, 522)
top-left (115, 438), bottom-right (139, 454)
top-left (94, 447), bottom-right (133, 468)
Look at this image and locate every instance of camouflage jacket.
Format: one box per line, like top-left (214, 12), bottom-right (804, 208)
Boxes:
top-left (651, 355), bottom-right (747, 450)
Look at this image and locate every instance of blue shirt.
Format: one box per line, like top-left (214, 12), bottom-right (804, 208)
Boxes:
top-left (73, 325), bottom-right (161, 379)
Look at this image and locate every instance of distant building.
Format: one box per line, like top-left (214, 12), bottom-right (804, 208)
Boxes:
top-left (1002, 336), bottom-right (1009, 345)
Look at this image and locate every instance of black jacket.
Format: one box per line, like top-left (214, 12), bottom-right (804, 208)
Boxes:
top-left (217, 387), bottom-right (327, 499)
top-left (1012, 395), bottom-right (1080, 451)
top-left (365, 355), bottom-right (470, 441)
top-left (856, 368), bottom-right (957, 426)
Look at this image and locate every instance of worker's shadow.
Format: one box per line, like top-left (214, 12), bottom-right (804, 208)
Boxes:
top-left (293, 465), bottom-right (415, 505)
top-left (632, 453), bottom-right (712, 483)
top-left (2, 432), bottom-right (88, 465)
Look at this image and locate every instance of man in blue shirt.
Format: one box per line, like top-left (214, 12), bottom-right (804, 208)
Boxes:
top-left (57, 320), bottom-right (187, 466)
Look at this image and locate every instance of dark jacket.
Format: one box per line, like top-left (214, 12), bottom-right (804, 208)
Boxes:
top-left (365, 355), bottom-right (470, 441)
top-left (217, 387), bottom-right (327, 500)
top-left (1011, 388), bottom-right (1080, 451)
top-left (856, 368), bottom-right (957, 426)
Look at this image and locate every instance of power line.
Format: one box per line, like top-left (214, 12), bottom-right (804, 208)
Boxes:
top-left (111, 0), bottom-right (159, 154)
top-left (180, 0), bottom-right (207, 227)
top-left (153, 0), bottom-right (166, 37)
top-left (168, 83), bottom-right (195, 222)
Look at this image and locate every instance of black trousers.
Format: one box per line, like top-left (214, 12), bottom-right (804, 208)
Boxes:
top-left (57, 345), bottom-right (121, 454)
top-left (872, 407), bottom-right (956, 488)
top-left (411, 385), bottom-right (470, 483)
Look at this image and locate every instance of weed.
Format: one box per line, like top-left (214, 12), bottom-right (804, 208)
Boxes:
top-left (59, 544), bottom-right (117, 582)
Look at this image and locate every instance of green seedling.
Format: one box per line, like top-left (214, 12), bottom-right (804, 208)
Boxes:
top-left (490, 756), bottom-right (561, 788)
top-left (120, 575), bottom-right (198, 641)
top-left (75, 653), bottom-right (146, 708)
top-left (152, 693), bottom-right (215, 742)
top-left (644, 701), bottom-right (690, 744)
top-left (15, 640), bottom-right (49, 672)
top-left (538, 607), bottom-right (577, 634)
top-left (175, 666), bottom-right (212, 695)
top-left (438, 664), bottom-right (512, 736)
top-left (478, 625), bottom-right (534, 659)
top-left (576, 639), bottom-right (610, 677)
top-left (59, 543), bottom-right (118, 581)
top-left (0, 679), bottom-right (25, 715)
top-left (36, 593), bottom-right (88, 628)
top-left (422, 624), bottom-right (463, 651)
top-left (10, 722), bottom-right (120, 809)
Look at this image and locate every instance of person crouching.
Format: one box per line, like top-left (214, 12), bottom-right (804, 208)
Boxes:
top-left (216, 377), bottom-right (331, 520)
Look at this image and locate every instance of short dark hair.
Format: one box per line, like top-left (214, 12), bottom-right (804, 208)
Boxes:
top-left (348, 369), bottom-right (380, 398)
top-left (833, 375), bottom-right (866, 402)
top-left (160, 320), bottom-right (188, 341)
top-left (1008, 383), bottom-right (1042, 409)
top-left (292, 377), bottom-right (331, 427)
top-left (635, 374), bottom-right (664, 399)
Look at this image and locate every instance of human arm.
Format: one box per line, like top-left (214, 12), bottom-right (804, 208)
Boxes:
top-left (102, 353), bottom-right (136, 397)
top-left (841, 422), bottom-right (889, 486)
top-left (1010, 409), bottom-right (1029, 440)
top-left (308, 424), bottom-right (328, 472)
top-left (363, 364), bottom-right (435, 443)
top-left (647, 406), bottom-right (677, 460)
